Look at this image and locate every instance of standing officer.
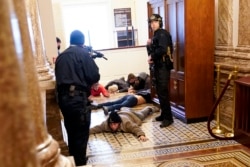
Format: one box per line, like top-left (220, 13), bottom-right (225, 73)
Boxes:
top-left (55, 30), bottom-right (100, 166)
top-left (146, 14), bottom-right (174, 128)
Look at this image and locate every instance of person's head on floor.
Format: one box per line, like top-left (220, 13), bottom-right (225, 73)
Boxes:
top-left (108, 111), bottom-right (122, 132)
top-left (127, 73), bottom-right (137, 84)
top-left (108, 84), bottom-right (118, 93)
top-left (70, 30), bottom-right (85, 46)
top-left (127, 73), bottom-right (140, 88)
top-left (92, 82), bottom-right (100, 91)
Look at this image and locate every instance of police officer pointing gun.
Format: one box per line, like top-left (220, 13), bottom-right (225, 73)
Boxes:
top-left (55, 30), bottom-right (100, 166)
top-left (147, 14), bottom-right (174, 128)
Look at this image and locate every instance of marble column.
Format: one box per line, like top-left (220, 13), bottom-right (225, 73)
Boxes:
top-left (0, 0), bottom-right (39, 166)
top-left (25, 0), bottom-right (53, 81)
top-left (12, 0), bottom-right (73, 166)
top-left (215, 0), bottom-right (250, 69)
top-left (214, 0), bottom-right (250, 130)
top-left (237, 0), bottom-right (250, 51)
top-left (216, 0), bottom-right (234, 50)
top-left (214, 0), bottom-right (234, 128)
top-left (236, 0), bottom-right (250, 59)
top-left (26, 0), bottom-right (69, 157)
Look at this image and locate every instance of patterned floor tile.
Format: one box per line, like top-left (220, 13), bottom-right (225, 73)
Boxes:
top-left (87, 93), bottom-right (250, 167)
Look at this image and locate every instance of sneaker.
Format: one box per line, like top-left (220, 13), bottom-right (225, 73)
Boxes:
top-left (102, 106), bottom-right (109, 116)
top-left (131, 111), bottom-right (144, 120)
top-left (141, 106), bottom-right (154, 115)
top-left (121, 107), bottom-right (134, 112)
top-left (148, 106), bottom-right (160, 113)
top-left (160, 119), bottom-right (173, 128)
top-left (155, 115), bottom-right (164, 121)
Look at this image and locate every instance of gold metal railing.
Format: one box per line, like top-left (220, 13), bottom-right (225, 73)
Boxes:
top-left (207, 65), bottom-right (238, 140)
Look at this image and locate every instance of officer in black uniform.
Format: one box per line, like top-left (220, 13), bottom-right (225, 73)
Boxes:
top-left (146, 14), bottom-right (174, 128)
top-left (55, 30), bottom-right (100, 166)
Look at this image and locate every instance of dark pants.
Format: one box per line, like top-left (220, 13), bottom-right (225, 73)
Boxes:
top-left (99, 94), bottom-right (138, 111)
top-left (154, 65), bottom-right (173, 120)
top-left (58, 92), bottom-right (90, 166)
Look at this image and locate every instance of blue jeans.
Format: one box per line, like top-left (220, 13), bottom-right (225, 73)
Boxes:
top-left (99, 94), bottom-right (138, 111)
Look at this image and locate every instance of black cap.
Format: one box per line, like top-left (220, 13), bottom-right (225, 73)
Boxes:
top-left (108, 111), bottom-right (122, 123)
top-left (70, 30), bottom-right (85, 45)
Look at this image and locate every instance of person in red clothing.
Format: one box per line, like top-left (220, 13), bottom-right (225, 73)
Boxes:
top-left (91, 83), bottom-right (110, 97)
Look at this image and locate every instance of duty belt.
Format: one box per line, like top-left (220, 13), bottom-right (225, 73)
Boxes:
top-left (57, 84), bottom-right (87, 97)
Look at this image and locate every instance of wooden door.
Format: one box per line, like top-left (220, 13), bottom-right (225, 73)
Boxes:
top-left (166, 0), bottom-right (185, 113)
top-left (148, 0), bottom-right (215, 123)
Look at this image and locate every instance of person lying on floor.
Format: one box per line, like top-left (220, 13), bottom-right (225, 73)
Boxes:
top-left (104, 77), bottom-right (129, 93)
top-left (127, 72), bottom-right (151, 93)
top-left (92, 89), bottom-right (152, 115)
top-left (89, 106), bottom-right (158, 142)
top-left (90, 82), bottom-right (110, 97)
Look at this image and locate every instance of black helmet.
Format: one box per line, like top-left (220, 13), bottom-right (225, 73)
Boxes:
top-left (108, 111), bottom-right (122, 124)
top-left (148, 14), bottom-right (163, 28)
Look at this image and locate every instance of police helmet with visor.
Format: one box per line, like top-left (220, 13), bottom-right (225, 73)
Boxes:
top-left (148, 14), bottom-right (163, 28)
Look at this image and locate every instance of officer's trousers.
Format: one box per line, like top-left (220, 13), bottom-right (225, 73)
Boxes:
top-left (58, 93), bottom-right (90, 166)
top-left (154, 65), bottom-right (173, 120)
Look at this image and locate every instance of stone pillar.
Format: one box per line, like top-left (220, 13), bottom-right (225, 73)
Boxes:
top-left (237, 0), bottom-right (250, 50)
top-left (45, 89), bottom-right (70, 156)
top-left (0, 0), bottom-right (39, 166)
top-left (214, 0), bottom-right (234, 129)
top-left (12, 0), bottom-right (73, 166)
top-left (25, 0), bottom-right (53, 81)
top-left (216, 0), bottom-right (234, 50)
top-left (214, 0), bottom-right (250, 129)
top-left (25, 0), bottom-right (69, 157)
top-left (217, 0), bottom-right (233, 47)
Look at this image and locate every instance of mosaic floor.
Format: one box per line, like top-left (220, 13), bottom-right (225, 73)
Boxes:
top-left (86, 93), bottom-right (250, 167)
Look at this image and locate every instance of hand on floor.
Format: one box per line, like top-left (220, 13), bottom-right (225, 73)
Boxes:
top-left (138, 135), bottom-right (148, 142)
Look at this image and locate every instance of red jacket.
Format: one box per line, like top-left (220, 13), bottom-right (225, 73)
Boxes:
top-left (91, 84), bottom-right (110, 97)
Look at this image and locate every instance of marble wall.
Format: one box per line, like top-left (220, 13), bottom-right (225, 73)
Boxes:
top-left (215, 0), bottom-right (250, 133)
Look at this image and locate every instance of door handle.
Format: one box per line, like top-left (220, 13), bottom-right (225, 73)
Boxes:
top-left (174, 80), bottom-right (177, 90)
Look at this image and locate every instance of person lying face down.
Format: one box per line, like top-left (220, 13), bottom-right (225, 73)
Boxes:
top-left (127, 72), bottom-right (151, 93)
top-left (92, 89), bottom-right (152, 115)
top-left (105, 77), bottom-right (129, 93)
top-left (89, 106), bottom-right (159, 142)
top-left (90, 83), bottom-right (110, 97)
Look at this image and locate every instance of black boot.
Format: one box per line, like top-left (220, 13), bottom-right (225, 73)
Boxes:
top-left (90, 103), bottom-right (102, 110)
top-left (155, 115), bottom-right (164, 121)
top-left (160, 119), bottom-right (173, 128)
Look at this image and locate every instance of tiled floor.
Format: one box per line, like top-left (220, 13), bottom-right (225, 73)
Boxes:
top-left (86, 93), bottom-right (250, 167)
